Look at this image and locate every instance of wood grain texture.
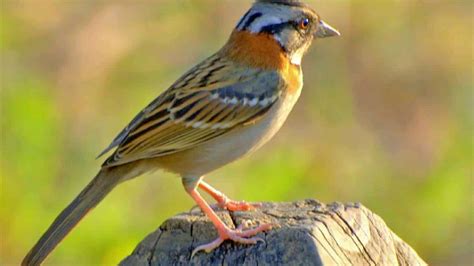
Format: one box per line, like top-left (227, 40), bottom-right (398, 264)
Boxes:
top-left (120, 200), bottom-right (426, 266)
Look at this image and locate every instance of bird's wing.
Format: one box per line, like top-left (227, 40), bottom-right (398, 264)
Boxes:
top-left (100, 54), bottom-right (283, 167)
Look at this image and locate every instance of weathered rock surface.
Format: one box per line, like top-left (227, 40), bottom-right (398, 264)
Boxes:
top-left (120, 199), bottom-right (426, 266)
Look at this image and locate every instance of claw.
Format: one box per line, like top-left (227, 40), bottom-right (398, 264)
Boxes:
top-left (191, 237), bottom-right (224, 258)
top-left (191, 223), bottom-right (271, 258)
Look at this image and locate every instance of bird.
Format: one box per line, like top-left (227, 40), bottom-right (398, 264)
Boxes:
top-left (22, 0), bottom-right (340, 264)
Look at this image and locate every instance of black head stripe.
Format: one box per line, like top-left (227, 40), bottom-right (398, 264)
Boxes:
top-left (236, 10), bottom-right (251, 29)
top-left (259, 21), bottom-right (292, 35)
top-left (242, 12), bottom-right (263, 30)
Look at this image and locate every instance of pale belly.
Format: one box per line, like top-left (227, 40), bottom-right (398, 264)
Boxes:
top-left (154, 89), bottom-right (302, 177)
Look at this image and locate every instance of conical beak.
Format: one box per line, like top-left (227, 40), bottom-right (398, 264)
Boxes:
top-left (315, 20), bottom-right (341, 38)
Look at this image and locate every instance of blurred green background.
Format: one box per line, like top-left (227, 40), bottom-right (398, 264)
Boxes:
top-left (1, 0), bottom-right (472, 265)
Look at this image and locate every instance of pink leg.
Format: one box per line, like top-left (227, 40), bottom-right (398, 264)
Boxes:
top-left (184, 180), bottom-right (271, 257)
top-left (199, 181), bottom-right (262, 211)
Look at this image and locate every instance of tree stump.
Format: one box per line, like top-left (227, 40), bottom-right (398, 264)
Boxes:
top-left (120, 199), bottom-right (426, 266)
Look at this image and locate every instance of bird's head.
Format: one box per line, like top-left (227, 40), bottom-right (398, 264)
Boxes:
top-left (234, 0), bottom-right (340, 65)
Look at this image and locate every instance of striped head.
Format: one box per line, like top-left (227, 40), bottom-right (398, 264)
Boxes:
top-left (235, 0), bottom-right (340, 65)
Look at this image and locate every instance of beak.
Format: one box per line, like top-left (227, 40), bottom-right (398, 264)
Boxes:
top-left (315, 20), bottom-right (341, 38)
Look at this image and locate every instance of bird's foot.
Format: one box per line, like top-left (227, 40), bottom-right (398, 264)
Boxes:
top-left (218, 198), bottom-right (262, 211)
top-left (191, 223), bottom-right (272, 258)
top-left (189, 200), bottom-right (261, 213)
top-left (198, 181), bottom-right (262, 211)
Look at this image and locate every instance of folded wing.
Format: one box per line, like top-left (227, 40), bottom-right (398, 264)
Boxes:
top-left (100, 55), bottom-right (282, 167)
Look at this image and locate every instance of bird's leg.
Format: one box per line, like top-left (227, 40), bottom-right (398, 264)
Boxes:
top-left (183, 177), bottom-right (271, 257)
top-left (198, 180), bottom-right (262, 211)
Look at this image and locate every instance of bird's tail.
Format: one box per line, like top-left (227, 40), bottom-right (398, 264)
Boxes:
top-left (22, 168), bottom-right (124, 266)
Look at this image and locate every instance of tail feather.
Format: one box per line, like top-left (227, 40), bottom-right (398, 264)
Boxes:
top-left (22, 168), bottom-right (123, 266)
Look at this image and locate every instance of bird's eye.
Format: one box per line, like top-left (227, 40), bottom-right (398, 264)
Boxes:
top-left (299, 18), bottom-right (310, 29)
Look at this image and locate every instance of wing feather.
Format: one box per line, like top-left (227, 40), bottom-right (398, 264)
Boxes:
top-left (101, 55), bottom-right (282, 167)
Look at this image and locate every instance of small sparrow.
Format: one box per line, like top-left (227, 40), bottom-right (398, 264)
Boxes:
top-left (23, 0), bottom-right (339, 264)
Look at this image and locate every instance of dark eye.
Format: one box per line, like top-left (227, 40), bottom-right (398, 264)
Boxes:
top-left (299, 18), bottom-right (310, 29)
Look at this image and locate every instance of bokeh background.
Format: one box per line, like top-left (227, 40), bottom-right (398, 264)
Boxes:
top-left (1, 0), bottom-right (472, 265)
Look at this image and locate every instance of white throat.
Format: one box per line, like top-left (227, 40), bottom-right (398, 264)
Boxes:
top-left (290, 48), bottom-right (305, 65)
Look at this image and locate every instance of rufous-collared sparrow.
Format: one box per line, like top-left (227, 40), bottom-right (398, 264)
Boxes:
top-left (23, 0), bottom-right (339, 264)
